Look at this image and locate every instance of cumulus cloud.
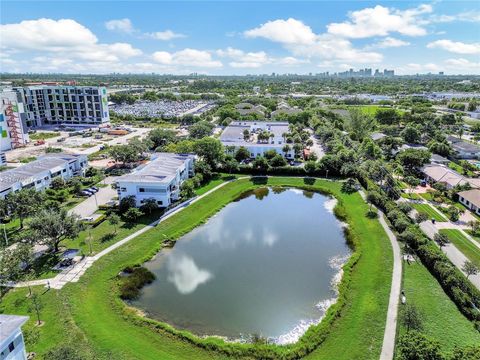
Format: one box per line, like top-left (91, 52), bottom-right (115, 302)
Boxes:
top-left (153, 48), bottom-right (222, 68)
top-left (429, 11), bottom-right (480, 23)
top-left (146, 30), bottom-right (186, 41)
top-left (444, 58), bottom-right (480, 71)
top-left (217, 47), bottom-right (271, 68)
top-left (244, 18), bottom-right (316, 45)
top-left (167, 254), bottom-right (213, 294)
top-left (367, 37), bottom-right (410, 49)
top-left (327, 4), bottom-right (432, 38)
top-left (105, 18), bottom-right (134, 33)
top-left (427, 39), bottom-right (480, 54)
top-left (244, 17), bottom-right (383, 64)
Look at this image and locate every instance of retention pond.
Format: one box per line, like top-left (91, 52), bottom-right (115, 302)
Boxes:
top-left (133, 187), bottom-right (351, 344)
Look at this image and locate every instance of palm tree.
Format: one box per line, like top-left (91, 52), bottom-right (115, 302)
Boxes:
top-left (282, 144), bottom-right (291, 158)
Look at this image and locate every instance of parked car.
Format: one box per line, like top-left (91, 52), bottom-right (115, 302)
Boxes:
top-left (87, 187), bottom-right (99, 193)
top-left (80, 190), bottom-right (92, 196)
top-left (82, 216), bottom-right (94, 222)
top-left (91, 186), bottom-right (99, 192)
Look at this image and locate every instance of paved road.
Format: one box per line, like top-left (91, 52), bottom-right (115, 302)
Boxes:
top-left (69, 177), bottom-right (117, 219)
top-left (420, 220), bottom-right (480, 290)
top-left (306, 129), bottom-right (325, 159)
top-left (360, 191), bottom-right (402, 360)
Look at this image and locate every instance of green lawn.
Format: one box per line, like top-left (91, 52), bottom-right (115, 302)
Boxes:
top-left (439, 229), bottom-right (480, 267)
top-left (29, 132), bottom-right (60, 140)
top-left (411, 203), bottom-right (448, 222)
top-left (1, 177), bottom-right (393, 360)
top-left (195, 173), bottom-right (240, 195)
top-left (400, 192), bottom-right (422, 200)
top-left (396, 261), bottom-right (480, 357)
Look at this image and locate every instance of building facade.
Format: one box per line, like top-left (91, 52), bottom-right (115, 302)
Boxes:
top-left (13, 85), bottom-right (109, 127)
top-left (0, 315), bottom-right (29, 360)
top-left (220, 121), bottom-right (294, 159)
top-left (0, 153), bottom-right (88, 199)
top-left (458, 189), bottom-right (480, 215)
top-left (115, 153), bottom-right (195, 207)
top-left (0, 91), bottom-right (29, 151)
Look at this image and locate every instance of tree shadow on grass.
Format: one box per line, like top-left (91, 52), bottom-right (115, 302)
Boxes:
top-left (249, 176), bottom-right (268, 185)
top-left (303, 177), bottom-right (316, 186)
top-left (100, 233), bottom-right (116, 243)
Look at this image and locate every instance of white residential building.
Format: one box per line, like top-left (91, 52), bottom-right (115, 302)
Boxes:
top-left (13, 85), bottom-right (109, 127)
top-left (0, 90), bottom-right (30, 151)
top-left (0, 315), bottom-right (29, 360)
top-left (458, 189), bottom-right (480, 215)
top-left (220, 121), bottom-right (294, 158)
top-left (0, 153), bottom-right (88, 199)
top-left (115, 153), bottom-right (195, 207)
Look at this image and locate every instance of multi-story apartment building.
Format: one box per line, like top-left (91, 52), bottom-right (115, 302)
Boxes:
top-left (14, 85), bottom-right (109, 127)
top-left (0, 153), bottom-right (88, 199)
top-left (0, 90), bottom-right (29, 151)
top-left (115, 153), bottom-right (195, 207)
top-left (0, 315), bottom-right (29, 360)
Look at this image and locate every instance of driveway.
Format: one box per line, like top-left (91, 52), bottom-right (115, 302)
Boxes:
top-left (306, 129), bottom-right (325, 159)
top-left (69, 177), bottom-right (117, 219)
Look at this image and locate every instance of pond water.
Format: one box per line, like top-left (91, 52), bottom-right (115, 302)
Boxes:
top-left (132, 187), bottom-right (351, 344)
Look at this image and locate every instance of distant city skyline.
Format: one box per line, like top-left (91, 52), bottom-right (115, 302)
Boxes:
top-left (1, 1), bottom-right (479, 75)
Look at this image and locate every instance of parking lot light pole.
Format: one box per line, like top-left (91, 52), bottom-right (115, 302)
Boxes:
top-left (3, 223), bottom-right (8, 246)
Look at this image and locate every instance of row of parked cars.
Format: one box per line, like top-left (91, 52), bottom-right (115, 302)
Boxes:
top-left (80, 186), bottom-right (99, 197)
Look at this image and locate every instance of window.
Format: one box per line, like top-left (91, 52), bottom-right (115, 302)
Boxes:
top-left (139, 188), bottom-right (145, 192)
top-left (8, 342), bottom-right (15, 352)
top-left (157, 201), bottom-right (163, 205)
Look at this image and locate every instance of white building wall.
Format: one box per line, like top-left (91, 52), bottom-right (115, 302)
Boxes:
top-left (0, 91), bottom-right (29, 151)
top-left (0, 328), bottom-right (27, 360)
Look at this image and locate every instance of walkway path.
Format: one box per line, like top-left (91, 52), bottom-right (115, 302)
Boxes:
top-left (360, 191), bottom-right (402, 360)
top-left (12, 178), bottom-right (238, 290)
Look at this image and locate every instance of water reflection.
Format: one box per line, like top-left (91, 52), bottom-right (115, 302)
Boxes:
top-left (167, 254), bottom-right (213, 294)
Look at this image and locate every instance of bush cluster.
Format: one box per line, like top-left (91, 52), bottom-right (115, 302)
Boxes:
top-left (119, 266), bottom-right (156, 300)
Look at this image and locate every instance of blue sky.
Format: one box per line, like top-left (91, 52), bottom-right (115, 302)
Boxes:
top-left (1, 1), bottom-right (479, 75)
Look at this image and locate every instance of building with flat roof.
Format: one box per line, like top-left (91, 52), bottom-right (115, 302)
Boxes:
top-left (0, 314), bottom-right (29, 360)
top-left (1, 90), bottom-right (30, 151)
top-left (0, 153), bottom-right (88, 198)
top-left (220, 121), bottom-right (294, 158)
top-left (12, 85), bottom-right (109, 127)
top-left (115, 153), bottom-right (195, 207)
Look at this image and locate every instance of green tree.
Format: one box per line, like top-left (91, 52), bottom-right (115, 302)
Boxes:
top-left (345, 108), bottom-right (375, 141)
top-left (6, 188), bottom-right (45, 228)
top-left (119, 195), bottom-right (136, 214)
top-left (462, 260), bottom-right (479, 279)
top-left (193, 137), bottom-right (224, 168)
top-left (49, 177), bottom-right (66, 190)
top-left (180, 179), bottom-right (196, 199)
top-left (401, 303), bottom-right (423, 332)
top-left (304, 160), bottom-right (317, 174)
top-left (147, 128), bottom-right (177, 148)
top-left (0, 243), bottom-right (32, 282)
top-left (140, 198), bottom-right (158, 215)
top-left (222, 156), bottom-right (239, 173)
top-left (397, 149), bottom-right (431, 173)
top-left (189, 121), bottom-right (214, 139)
top-left (269, 154), bottom-right (287, 167)
top-left (123, 207), bottom-right (143, 223)
top-left (28, 208), bottom-right (83, 252)
top-left (252, 156), bottom-right (269, 171)
top-left (108, 213), bottom-right (120, 234)
top-left (235, 146), bottom-right (251, 162)
top-left (434, 232), bottom-right (450, 249)
top-left (401, 125), bottom-right (421, 143)
top-left (375, 108), bottom-right (400, 125)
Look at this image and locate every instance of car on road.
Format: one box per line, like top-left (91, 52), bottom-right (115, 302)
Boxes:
top-left (80, 190), bottom-right (92, 196)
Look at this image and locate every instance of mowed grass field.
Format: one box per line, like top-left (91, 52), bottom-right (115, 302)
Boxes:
top-left (411, 203), bottom-right (448, 222)
top-left (439, 229), bottom-right (480, 267)
top-left (1, 177), bottom-right (393, 360)
top-left (396, 260), bottom-right (480, 358)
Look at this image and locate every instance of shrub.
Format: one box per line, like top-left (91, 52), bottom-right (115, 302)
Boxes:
top-left (119, 266), bottom-right (156, 300)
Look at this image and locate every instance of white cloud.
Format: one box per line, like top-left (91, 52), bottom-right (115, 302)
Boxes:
top-left (153, 48), bottom-right (222, 68)
top-left (444, 58), bottom-right (480, 71)
top-left (368, 37), bottom-right (410, 49)
top-left (244, 18), bottom-right (316, 45)
top-left (277, 57), bottom-right (310, 66)
top-left (217, 47), bottom-right (271, 68)
top-left (429, 11), bottom-right (480, 23)
top-left (244, 18), bottom-right (382, 64)
top-left (427, 39), bottom-right (480, 54)
top-left (404, 62), bottom-right (441, 73)
top-left (167, 254), bottom-right (213, 294)
top-left (327, 4), bottom-right (432, 38)
top-left (105, 18), bottom-right (134, 33)
top-left (146, 30), bottom-right (186, 41)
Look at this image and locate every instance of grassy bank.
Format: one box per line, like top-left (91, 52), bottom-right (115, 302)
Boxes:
top-left (440, 229), bottom-right (480, 267)
top-left (1, 177), bottom-right (393, 360)
top-left (396, 260), bottom-right (480, 357)
top-left (411, 203), bottom-right (448, 222)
